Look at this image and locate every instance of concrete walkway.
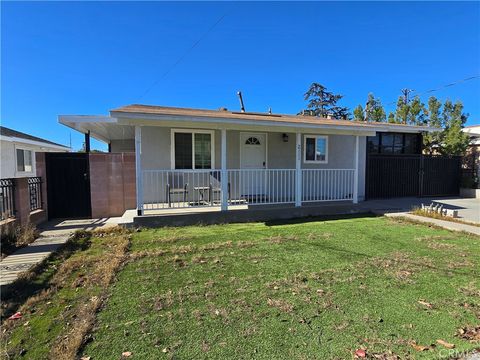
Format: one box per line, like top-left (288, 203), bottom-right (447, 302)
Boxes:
top-left (385, 212), bottom-right (480, 236)
top-left (359, 197), bottom-right (480, 224)
top-left (0, 218), bottom-right (115, 286)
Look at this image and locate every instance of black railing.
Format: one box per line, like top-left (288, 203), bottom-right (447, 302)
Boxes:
top-left (28, 177), bottom-right (43, 211)
top-left (0, 179), bottom-right (15, 221)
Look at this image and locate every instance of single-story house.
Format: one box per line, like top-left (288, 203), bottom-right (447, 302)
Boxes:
top-left (59, 104), bottom-right (436, 217)
top-left (0, 126), bottom-right (70, 179)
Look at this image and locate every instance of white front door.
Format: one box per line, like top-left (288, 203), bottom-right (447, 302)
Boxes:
top-left (240, 133), bottom-right (267, 197)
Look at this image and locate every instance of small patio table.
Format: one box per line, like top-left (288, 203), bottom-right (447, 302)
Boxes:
top-left (193, 186), bottom-right (211, 205)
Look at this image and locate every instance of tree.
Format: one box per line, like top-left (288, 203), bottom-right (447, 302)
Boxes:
top-left (360, 93), bottom-right (386, 122)
top-left (422, 97), bottom-right (470, 155)
top-left (300, 83), bottom-right (350, 119)
top-left (387, 112), bottom-right (396, 123)
top-left (395, 96), bottom-right (410, 124)
top-left (408, 96), bottom-right (427, 125)
top-left (353, 105), bottom-right (364, 121)
top-left (440, 100), bottom-right (470, 155)
top-left (393, 95), bottom-right (426, 125)
top-left (423, 96), bottom-right (443, 154)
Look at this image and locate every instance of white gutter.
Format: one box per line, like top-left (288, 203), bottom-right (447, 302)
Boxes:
top-left (58, 115), bottom-right (116, 125)
top-left (0, 135), bottom-right (70, 151)
top-left (58, 115), bottom-right (117, 144)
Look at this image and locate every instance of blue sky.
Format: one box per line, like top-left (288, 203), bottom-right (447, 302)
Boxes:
top-left (2, 1), bottom-right (479, 151)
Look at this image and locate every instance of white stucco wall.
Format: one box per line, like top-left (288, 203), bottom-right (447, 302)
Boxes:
top-left (0, 140), bottom-right (68, 179)
top-left (110, 139), bottom-right (135, 152)
top-left (139, 126), bottom-right (367, 201)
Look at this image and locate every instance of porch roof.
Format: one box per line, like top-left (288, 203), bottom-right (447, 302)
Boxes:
top-left (60, 104), bottom-right (438, 144)
top-left (111, 104), bottom-right (436, 133)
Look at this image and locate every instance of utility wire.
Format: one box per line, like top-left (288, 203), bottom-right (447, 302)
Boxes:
top-left (136, 12), bottom-right (227, 102)
top-left (385, 74), bottom-right (480, 106)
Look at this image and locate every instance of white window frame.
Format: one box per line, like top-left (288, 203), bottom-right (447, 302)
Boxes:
top-left (15, 148), bottom-right (34, 173)
top-left (170, 129), bottom-right (215, 169)
top-left (303, 135), bottom-right (328, 164)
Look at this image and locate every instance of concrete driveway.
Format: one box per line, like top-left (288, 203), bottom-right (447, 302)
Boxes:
top-left (359, 197), bottom-right (480, 224)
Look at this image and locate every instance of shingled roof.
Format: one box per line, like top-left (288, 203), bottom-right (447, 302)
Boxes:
top-left (0, 126), bottom-right (69, 148)
top-left (110, 104), bottom-right (433, 131)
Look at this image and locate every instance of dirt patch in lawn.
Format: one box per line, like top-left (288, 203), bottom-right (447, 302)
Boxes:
top-left (1, 227), bottom-right (131, 360)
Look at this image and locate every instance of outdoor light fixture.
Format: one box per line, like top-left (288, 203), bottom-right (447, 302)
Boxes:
top-left (282, 133), bottom-right (289, 142)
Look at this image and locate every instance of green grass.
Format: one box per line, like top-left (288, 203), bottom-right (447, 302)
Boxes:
top-left (1, 229), bottom-right (129, 360)
top-left (77, 216), bottom-right (480, 360)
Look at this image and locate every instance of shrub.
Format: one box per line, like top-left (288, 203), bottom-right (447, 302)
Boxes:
top-left (1, 222), bottom-right (39, 257)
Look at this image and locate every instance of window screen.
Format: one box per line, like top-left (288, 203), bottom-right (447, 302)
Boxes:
top-left (24, 150), bottom-right (32, 172)
top-left (305, 136), bottom-right (327, 162)
top-left (194, 133), bottom-right (211, 169)
top-left (16, 149), bottom-right (25, 171)
top-left (174, 133), bottom-right (193, 169)
top-left (305, 137), bottom-right (316, 161)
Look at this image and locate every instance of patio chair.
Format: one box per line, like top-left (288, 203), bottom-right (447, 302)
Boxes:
top-left (209, 172), bottom-right (230, 205)
top-left (166, 173), bottom-right (188, 207)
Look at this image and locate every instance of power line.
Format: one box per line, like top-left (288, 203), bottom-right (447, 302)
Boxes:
top-left (136, 12), bottom-right (227, 102)
top-left (413, 75), bottom-right (479, 98)
top-left (385, 74), bottom-right (480, 106)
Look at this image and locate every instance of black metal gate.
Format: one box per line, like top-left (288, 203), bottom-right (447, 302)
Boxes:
top-left (45, 153), bottom-right (91, 219)
top-left (366, 154), bottom-right (461, 199)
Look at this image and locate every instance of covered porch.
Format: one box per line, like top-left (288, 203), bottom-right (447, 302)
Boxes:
top-left (59, 104), bottom-right (433, 218)
top-left (135, 125), bottom-right (365, 214)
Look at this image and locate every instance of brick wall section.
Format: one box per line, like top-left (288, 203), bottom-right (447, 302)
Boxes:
top-left (0, 153), bottom-right (48, 234)
top-left (89, 153), bottom-right (136, 218)
top-left (13, 178), bottom-right (30, 225)
top-left (35, 152), bottom-right (48, 219)
top-left (10, 177), bottom-right (47, 226)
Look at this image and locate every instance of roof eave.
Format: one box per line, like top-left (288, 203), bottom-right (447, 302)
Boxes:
top-left (111, 110), bottom-right (438, 134)
top-left (0, 135), bottom-right (70, 151)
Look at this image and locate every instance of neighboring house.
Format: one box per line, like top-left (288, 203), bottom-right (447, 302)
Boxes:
top-left (0, 126), bottom-right (70, 179)
top-left (462, 125), bottom-right (480, 185)
top-left (60, 104), bottom-right (436, 217)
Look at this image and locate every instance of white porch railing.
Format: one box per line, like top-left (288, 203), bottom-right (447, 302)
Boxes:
top-left (141, 168), bottom-right (355, 211)
top-left (302, 169), bottom-right (355, 202)
top-left (227, 169), bottom-right (296, 205)
top-left (142, 169), bottom-right (221, 210)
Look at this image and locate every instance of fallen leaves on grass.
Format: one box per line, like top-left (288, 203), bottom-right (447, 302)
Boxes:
top-left (394, 270), bottom-right (413, 281)
top-left (457, 326), bottom-right (480, 342)
top-left (154, 291), bottom-right (174, 311)
top-left (209, 307), bottom-right (228, 319)
top-left (436, 339), bottom-right (455, 349)
top-left (409, 340), bottom-right (433, 351)
top-left (417, 300), bottom-right (433, 309)
top-left (267, 298), bottom-right (294, 313)
top-left (369, 352), bottom-right (400, 360)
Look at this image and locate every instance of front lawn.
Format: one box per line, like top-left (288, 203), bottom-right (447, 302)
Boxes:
top-left (2, 215), bottom-right (479, 359)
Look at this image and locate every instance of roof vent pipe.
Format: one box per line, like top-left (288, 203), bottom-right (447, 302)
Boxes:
top-left (237, 91), bottom-right (245, 112)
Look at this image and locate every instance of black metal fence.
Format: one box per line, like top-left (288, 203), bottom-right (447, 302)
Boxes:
top-left (0, 179), bottom-right (15, 220)
top-left (366, 155), bottom-right (462, 199)
top-left (28, 177), bottom-right (43, 211)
